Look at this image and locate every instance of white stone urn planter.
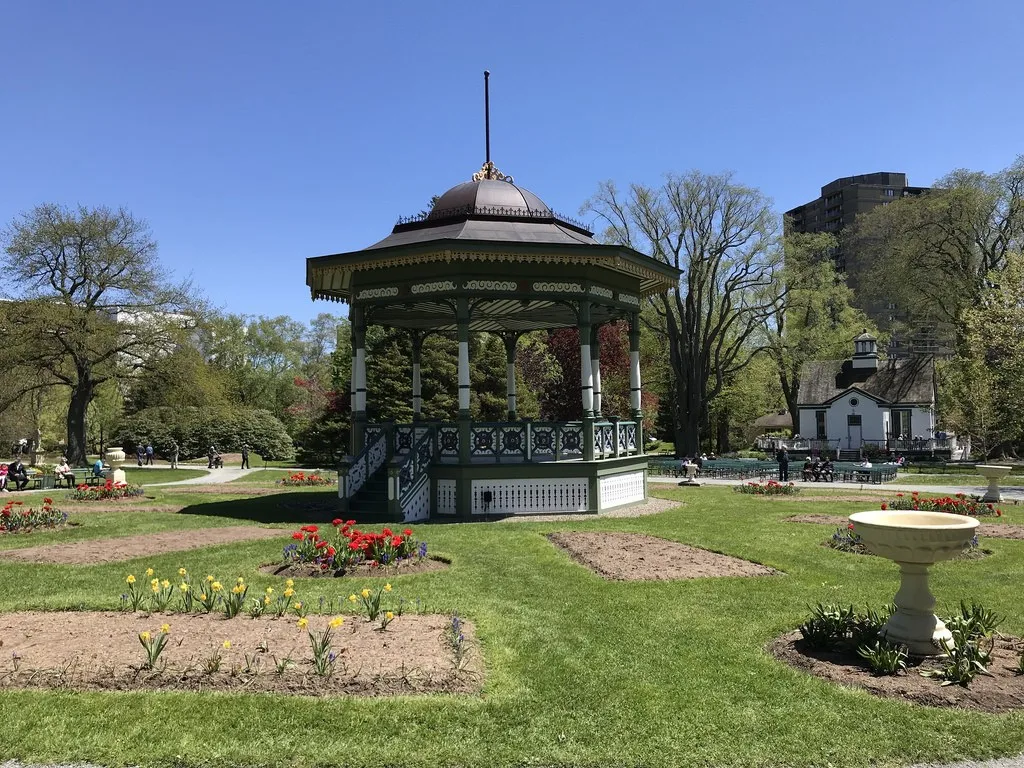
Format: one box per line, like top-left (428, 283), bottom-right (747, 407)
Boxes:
top-left (976, 464), bottom-right (1011, 502)
top-left (849, 510), bottom-right (980, 656)
top-left (104, 446), bottom-right (127, 484)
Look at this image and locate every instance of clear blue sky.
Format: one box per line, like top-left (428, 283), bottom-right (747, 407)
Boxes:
top-left (3, 1), bottom-right (1021, 324)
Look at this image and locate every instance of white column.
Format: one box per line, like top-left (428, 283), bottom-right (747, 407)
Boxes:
top-left (581, 338), bottom-right (594, 415)
top-left (591, 326), bottom-right (602, 417)
top-left (355, 347), bottom-right (367, 412)
top-left (458, 340), bottom-right (470, 412)
top-left (506, 362), bottom-right (516, 415)
top-left (412, 362), bottom-right (422, 416)
top-left (629, 350), bottom-right (641, 412)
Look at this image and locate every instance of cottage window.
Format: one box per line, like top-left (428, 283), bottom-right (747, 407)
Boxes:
top-left (815, 411), bottom-right (827, 439)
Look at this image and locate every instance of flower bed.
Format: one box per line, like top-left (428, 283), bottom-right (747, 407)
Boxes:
top-left (276, 472), bottom-right (335, 487)
top-left (733, 480), bottom-right (799, 495)
top-left (881, 491), bottom-right (1002, 517)
top-left (0, 498), bottom-right (67, 533)
top-left (70, 480), bottom-right (144, 501)
top-left (279, 522), bottom-right (433, 575)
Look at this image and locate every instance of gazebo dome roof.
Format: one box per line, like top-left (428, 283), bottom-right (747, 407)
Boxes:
top-left (427, 179), bottom-right (552, 220)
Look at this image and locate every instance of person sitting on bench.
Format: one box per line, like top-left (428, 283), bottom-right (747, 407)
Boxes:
top-left (0, 464), bottom-right (8, 492)
top-left (810, 459), bottom-right (823, 481)
top-left (855, 458), bottom-right (873, 480)
top-left (92, 458), bottom-right (107, 479)
top-left (819, 459), bottom-right (834, 482)
top-left (801, 459), bottom-right (815, 481)
top-left (56, 457), bottom-right (77, 488)
top-left (8, 459), bottom-right (29, 491)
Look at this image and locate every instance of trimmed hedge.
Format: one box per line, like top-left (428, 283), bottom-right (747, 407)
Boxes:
top-left (117, 406), bottom-right (295, 461)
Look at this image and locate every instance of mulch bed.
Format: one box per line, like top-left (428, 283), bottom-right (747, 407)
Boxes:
top-left (547, 531), bottom-right (780, 581)
top-left (768, 630), bottom-right (1024, 713)
top-left (0, 610), bottom-right (480, 697)
top-left (0, 523), bottom-right (80, 537)
top-left (0, 526), bottom-right (284, 565)
top-left (783, 513), bottom-right (1024, 540)
top-left (260, 556), bottom-right (451, 579)
top-left (60, 504), bottom-right (185, 515)
top-left (760, 494), bottom-right (890, 503)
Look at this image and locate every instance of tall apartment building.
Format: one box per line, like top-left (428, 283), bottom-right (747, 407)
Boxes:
top-left (784, 172), bottom-right (930, 270)
top-left (784, 172), bottom-right (943, 356)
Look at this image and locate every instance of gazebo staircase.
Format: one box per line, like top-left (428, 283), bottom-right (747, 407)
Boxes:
top-left (347, 465), bottom-right (388, 517)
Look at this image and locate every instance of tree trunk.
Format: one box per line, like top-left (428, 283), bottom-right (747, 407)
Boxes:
top-left (66, 378), bottom-right (94, 466)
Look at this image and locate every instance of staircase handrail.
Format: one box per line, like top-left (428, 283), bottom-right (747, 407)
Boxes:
top-left (396, 425), bottom-right (435, 506)
top-left (345, 429), bottom-right (388, 499)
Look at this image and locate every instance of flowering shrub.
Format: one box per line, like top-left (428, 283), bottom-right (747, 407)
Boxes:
top-left (734, 480), bottom-right (799, 496)
top-left (882, 491), bottom-right (1002, 517)
top-left (281, 522), bottom-right (428, 573)
top-left (276, 472), bottom-right (334, 487)
top-left (0, 498), bottom-right (67, 532)
top-left (70, 479), bottom-right (144, 501)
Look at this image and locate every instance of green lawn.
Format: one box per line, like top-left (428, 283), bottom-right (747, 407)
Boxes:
top-left (0, 486), bottom-right (1022, 767)
top-left (120, 467), bottom-right (208, 485)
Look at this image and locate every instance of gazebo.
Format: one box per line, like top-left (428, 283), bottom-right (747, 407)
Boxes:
top-left (306, 160), bottom-right (680, 521)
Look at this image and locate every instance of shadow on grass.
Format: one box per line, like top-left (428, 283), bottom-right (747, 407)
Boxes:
top-left (177, 490), bottom-right (343, 525)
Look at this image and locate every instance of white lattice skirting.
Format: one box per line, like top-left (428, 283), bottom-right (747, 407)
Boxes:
top-left (402, 479), bottom-right (430, 522)
top-left (598, 471), bottom-right (646, 509)
top-left (471, 479), bottom-right (588, 515)
top-left (436, 479), bottom-right (457, 515)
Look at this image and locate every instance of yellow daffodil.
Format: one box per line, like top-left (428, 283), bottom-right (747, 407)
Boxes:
top-left (206, 574), bottom-right (214, 582)
top-left (360, 588), bottom-right (370, 599)
top-left (232, 585), bottom-right (244, 595)
top-left (212, 581), bottom-right (223, 592)
top-left (125, 574), bottom-right (136, 584)
top-left (293, 602), bottom-right (302, 610)
top-left (384, 583), bottom-right (392, 592)
top-left (151, 584), bottom-right (160, 594)
top-left (179, 582), bottom-right (189, 592)
top-left (265, 587), bottom-right (273, 595)
top-left (286, 579), bottom-right (294, 588)
top-left (297, 617), bottom-right (308, 629)
top-left (263, 596), bottom-right (271, 605)
top-left (150, 578), bottom-right (159, 587)
top-left (385, 611), bottom-right (394, 620)
top-left (330, 616), bottom-right (343, 628)
top-left (199, 593), bottom-right (207, 601)
top-left (160, 623), bottom-right (170, 633)
top-left (236, 577), bottom-right (244, 585)
top-left (161, 579), bottom-right (170, 589)
top-left (140, 631), bottom-right (151, 642)
top-left (222, 640), bottom-right (231, 650)
top-left (178, 568), bottom-right (187, 576)
top-left (283, 588), bottom-right (294, 598)
top-left (348, 594), bottom-right (357, 603)
top-left (145, 568), bottom-right (154, 577)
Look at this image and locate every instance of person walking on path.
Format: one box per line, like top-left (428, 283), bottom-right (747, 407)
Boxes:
top-left (776, 446), bottom-right (790, 482)
top-left (145, 443), bottom-right (154, 465)
top-left (169, 439), bottom-right (179, 470)
top-left (240, 444), bottom-right (250, 470)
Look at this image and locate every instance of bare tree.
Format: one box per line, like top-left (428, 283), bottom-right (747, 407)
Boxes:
top-left (584, 172), bottom-right (783, 456)
top-left (1, 204), bottom-right (197, 464)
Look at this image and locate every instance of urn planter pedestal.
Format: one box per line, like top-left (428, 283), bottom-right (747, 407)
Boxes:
top-left (105, 447), bottom-right (127, 484)
top-left (976, 464), bottom-right (1011, 503)
top-left (849, 510), bottom-right (980, 656)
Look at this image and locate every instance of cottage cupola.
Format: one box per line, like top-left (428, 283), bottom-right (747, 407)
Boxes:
top-left (852, 329), bottom-right (879, 370)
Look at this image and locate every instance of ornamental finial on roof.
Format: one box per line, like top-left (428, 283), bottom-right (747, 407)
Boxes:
top-left (472, 160), bottom-right (513, 183)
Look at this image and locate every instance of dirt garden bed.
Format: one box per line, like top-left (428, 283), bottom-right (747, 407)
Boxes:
top-left (547, 531), bottom-right (780, 581)
top-left (0, 610), bottom-right (479, 697)
top-left (261, 556), bottom-right (451, 579)
top-left (60, 504), bottom-right (185, 515)
top-left (0, 526), bottom-right (284, 565)
top-left (784, 513), bottom-right (1024, 540)
top-left (768, 630), bottom-right (1024, 713)
top-left (173, 484), bottom-right (294, 496)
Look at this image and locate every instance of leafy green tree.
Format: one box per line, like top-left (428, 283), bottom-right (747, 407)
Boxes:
top-left (0, 204), bottom-right (195, 464)
top-left (938, 253), bottom-right (1024, 458)
top-left (764, 231), bottom-right (877, 427)
top-left (365, 328), bottom-right (413, 424)
top-left (584, 172), bottom-right (783, 456)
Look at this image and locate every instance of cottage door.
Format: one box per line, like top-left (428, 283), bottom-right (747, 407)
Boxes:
top-left (846, 414), bottom-right (862, 450)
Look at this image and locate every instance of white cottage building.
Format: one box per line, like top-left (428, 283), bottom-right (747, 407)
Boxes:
top-left (797, 332), bottom-right (939, 454)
